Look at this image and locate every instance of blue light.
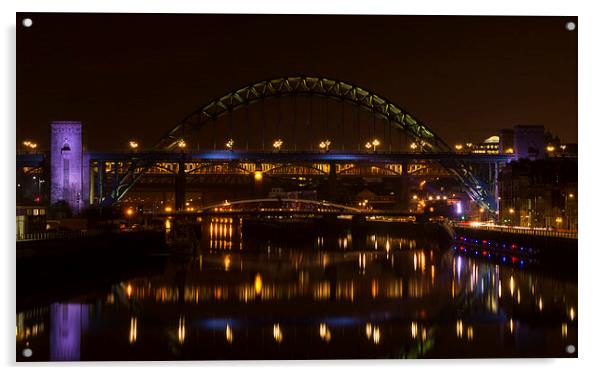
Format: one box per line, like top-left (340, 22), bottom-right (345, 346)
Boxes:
top-left (199, 318), bottom-right (236, 329)
top-left (322, 316), bottom-right (361, 326)
top-left (456, 202), bottom-right (463, 215)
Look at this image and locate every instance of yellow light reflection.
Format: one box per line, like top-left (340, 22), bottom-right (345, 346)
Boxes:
top-left (126, 284), bottom-right (133, 297)
top-left (562, 323), bottom-right (568, 339)
top-left (226, 324), bottom-right (233, 343)
top-left (569, 307), bottom-right (575, 321)
top-left (254, 273), bottom-right (263, 295)
top-left (372, 326), bottom-right (380, 344)
top-left (456, 319), bottom-right (464, 338)
top-left (538, 297), bottom-right (543, 311)
top-left (129, 317), bottom-right (137, 344)
top-left (411, 321), bottom-right (418, 339)
top-left (365, 323), bottom-right (373, 339)
top-left (431, 265), bottom-right (435, 285)
top-left (371, 279), bottom-right (378, 299)
top-left (273, 323), bottom-right (283, 343)
top-left (509, 276), bottom-right (515, 297)
top-left (319, 323), bottom-right (331, 343)
top-left (224, 255), bottom-right (231, 271)
top-left (178, 316), bottom-right (186, 344)
top-left (467, 326), bottom-right (474, 341)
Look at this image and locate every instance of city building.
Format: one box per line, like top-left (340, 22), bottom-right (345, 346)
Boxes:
top-left (16, 205), bottom-right (47, 239)
top-left (498, 158), bottom-right (577, 230)
top-left (454, 135), bottom-right (500, 154)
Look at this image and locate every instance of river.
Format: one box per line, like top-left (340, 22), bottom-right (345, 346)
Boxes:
top-left (16, 217), bottom-right (577, 360)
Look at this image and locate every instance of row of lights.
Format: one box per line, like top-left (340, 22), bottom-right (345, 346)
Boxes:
top-left (454, 143), bottom-right (568, 153)
top-left (22, 140), bottom-right (38, 150)
top-left (127, 138), bottom-right (426, 152)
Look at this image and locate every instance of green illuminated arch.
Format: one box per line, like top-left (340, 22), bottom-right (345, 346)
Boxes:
top-left (154, 76), bottom-right (452, 152)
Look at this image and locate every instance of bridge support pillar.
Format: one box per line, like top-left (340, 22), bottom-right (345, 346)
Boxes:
top-left (50, 121), bottom-right (87, 214)
top-left (328, 162), bottom-right (337, 201)
top-left (396, 166), bottom-right (410, 211)
top-left (96, 161), bottom-right (105, 205)
top-left (253, 163), bottom-right (263, 198)
top-left (175, 161), bottom-right (187, 211)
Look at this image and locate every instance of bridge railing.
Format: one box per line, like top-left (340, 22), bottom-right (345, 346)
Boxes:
top-left (452, 222), bottom-right (578, 239)
top-left (16, 229), bottom-right (104, 242)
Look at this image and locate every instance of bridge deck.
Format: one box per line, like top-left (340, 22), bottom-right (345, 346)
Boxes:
top-left (86, 151), bottom-right (513, 163)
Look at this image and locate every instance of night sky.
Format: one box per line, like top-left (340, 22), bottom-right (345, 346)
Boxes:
top-left (16, 13), bottom-right (577, 150)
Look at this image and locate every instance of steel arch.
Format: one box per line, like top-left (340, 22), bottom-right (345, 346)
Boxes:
top-left (154, 76), bottom-right (451, 152)
top-left (199, 198), bottom-right (363, 213)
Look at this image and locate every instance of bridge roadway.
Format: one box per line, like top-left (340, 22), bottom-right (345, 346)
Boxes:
top-left (148, 199), bottom-right (426, 221)
top-left (89, 150), bottom-right (512, 163)
top-left (17, 150), bottom-right (512, 167)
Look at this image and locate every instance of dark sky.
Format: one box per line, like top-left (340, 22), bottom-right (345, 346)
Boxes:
top-left (17, 13), bottom-right (577, 150)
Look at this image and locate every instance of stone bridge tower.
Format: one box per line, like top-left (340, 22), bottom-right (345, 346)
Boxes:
top-left (50, 121), bottom-right (89, 214)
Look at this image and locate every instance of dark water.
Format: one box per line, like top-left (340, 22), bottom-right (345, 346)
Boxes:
top-left (16, 217), bottom-right (577, 361)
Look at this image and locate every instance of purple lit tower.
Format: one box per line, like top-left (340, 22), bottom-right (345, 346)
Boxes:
top-left (50, 121), bottom-right (85, 213)
top-left (49, 303), bottom-right (83, 361)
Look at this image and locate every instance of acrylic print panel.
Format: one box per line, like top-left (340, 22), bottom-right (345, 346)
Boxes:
top-left (16, 13), bottom-right (577, 361)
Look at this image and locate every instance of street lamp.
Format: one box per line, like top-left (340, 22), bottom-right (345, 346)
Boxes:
top-left (226, 139), bottom-right (234, 150)
top-left (365, 139), bottom-right (380, 152)
top-left (454, 144), bottom-right (463, 151)
top-left (273, 139), bottom-right (283, 151)
top-left (177, 139), bottom-right (187, 149)
top-left (22, 141), bottom-right (38, 151)
top-left (319, 139), bottom-right (331, 152)
top-left (410, 142), bottom-right (418, 151)
top-left (129, 141), bottom-right (139, 150)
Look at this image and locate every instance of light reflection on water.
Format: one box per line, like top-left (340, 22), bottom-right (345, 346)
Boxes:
top-left (17, 217), bottom-right (577, 360)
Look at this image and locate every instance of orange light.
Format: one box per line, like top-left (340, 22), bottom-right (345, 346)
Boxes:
top-left (254, 274), bottom-right (263, 295)
top-left (164, 206), bottom-right (173, 213)
top-left (126, 208), bottom-right (134, 216)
